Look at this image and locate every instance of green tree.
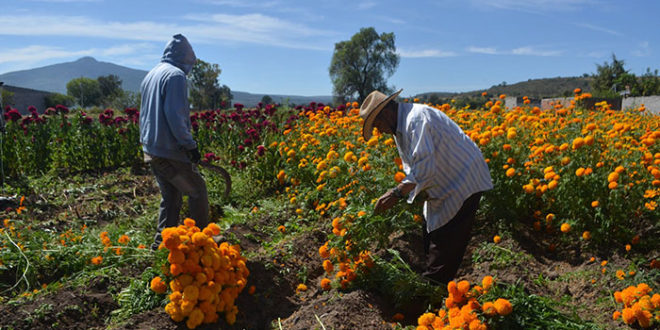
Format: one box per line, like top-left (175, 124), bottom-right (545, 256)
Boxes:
top-left (44, 93), bottom-right (75, 108)
top-left (97, 74), bottom-right (123, 105)
top-left (591, 54), bottom-right (638, 97)
top-left (329, 27), bottom-right (400, 103)
top-left (1, 89), bottom-right (14, 110)
top-left (260, 95), bottom-right (273, 105)
top-left (189, 59), bottom-right (232, 110)
top-left (639, 68), bottom-right (660, 96)
top-left (66, 77), bottom-right (102, 108)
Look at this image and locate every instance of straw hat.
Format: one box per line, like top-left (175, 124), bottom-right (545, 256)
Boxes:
top-left (359, 89), bottom-right (402, 140)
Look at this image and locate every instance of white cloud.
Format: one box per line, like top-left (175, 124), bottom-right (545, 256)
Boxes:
top-left (574, 23), bottom-right (623, 37)
top-left (511, 46), bottom-right (562, 56)
top-left (0, 13), bottom-right (335, 51)
top-left (632, 41), bottom-right (651, 57)
top-left (357, 1), bottom-right (377, 10)
top-left (0, 43), bottom-right (156, 69)
top-left (470, 0), bottom-right (599, 12)
top-left (467, 46), bottom-right (500, 55)
top-left (398, 49), bottom-right (457, 58)
top-left (467, 45), bottom-right (562, 56)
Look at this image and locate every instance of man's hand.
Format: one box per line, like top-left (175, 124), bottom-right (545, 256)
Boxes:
top-left (187, 147), bottom-right (201, 163)
top-left (373, 188), bottom-right (400, 215)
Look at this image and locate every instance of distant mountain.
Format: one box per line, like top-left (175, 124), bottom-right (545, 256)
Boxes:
top-left (0, 57), bottom-right (148, 94)
top-left (0, 57), bottom-right (332, 107)
top-left (417, 76), bottom-right (593, 100)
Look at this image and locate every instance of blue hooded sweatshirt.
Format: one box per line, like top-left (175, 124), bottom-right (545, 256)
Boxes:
top-left (139, 34), bottom-right (197, 162)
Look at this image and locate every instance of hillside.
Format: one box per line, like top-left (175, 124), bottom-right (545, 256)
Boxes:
top-left (417, 76), bottom-right (593, 100)
top-left (0, 57), bottom-right (332, 107)
top-left (0, 57), bottom-right (147, 94)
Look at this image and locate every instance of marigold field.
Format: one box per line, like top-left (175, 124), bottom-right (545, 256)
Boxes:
top-left (0, 93), bottom-right (658, 329)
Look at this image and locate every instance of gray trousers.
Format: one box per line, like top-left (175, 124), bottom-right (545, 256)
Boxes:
top-left (149, 156), bottom-right (209, 248)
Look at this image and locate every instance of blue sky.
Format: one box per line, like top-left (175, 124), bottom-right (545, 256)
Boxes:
top-left (0, 0), bottom-right (658, 97)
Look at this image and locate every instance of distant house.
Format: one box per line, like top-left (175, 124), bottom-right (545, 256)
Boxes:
top-left (1, 84), bottom-right (53, 114)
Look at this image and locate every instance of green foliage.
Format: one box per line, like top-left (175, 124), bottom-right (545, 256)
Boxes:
top-left (1, 88), bottom-right (14, 109)
top-left (261, 95), bottom-right (273, 105)
top-left (638, 68), bottom-right (660, 96)
top-left (329, 27), bottom-right (400, 103)
top-left (44, 93), bottom-right (75, 108)
top-left (111, 266), bottom-right (167, 322)
top-left (189, 59), bottom-right (232, 110)
top-left (481, 282), bottom-right (600, 329)
top-left (66, 77), bottom-right (102, 108)
top-left (97, 74), bottom-right (124, 106)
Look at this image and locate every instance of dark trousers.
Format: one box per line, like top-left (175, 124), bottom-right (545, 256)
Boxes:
top-left (149, 157), bottom-right (209, 249)
top-left (422, 192), bottom-right (482, 284)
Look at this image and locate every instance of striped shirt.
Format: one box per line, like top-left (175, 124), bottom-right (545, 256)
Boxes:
top-left (394, 103), bottom-right (493, 233)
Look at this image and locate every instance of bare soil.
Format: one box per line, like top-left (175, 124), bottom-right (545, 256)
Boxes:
top-left (0, 170), bottom-right (647, 329)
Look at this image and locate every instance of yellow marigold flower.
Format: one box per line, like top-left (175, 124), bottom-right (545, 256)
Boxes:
top-left (608, 172), bottom-right (619, 182)
top-left (625, 244), bottom-right (631, 252)
top-left (296, 283), bottom-right (308, 292)
top-left (505, 168), bottom-right (516, 177)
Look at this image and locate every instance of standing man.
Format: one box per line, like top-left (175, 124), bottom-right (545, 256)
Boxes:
top-left (140, 34), bottom-right (209, 249)
top-left (360, 89), bottom-right (493, 284)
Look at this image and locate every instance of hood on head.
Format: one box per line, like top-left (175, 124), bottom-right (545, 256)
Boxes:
top-left (161, 34), bottom-right (197, 74)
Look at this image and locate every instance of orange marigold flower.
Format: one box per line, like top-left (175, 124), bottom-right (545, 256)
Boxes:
top-left (320, 278), bottom-right (332, 291)
top-left (482, 276), bottom-right (494, 291)
top-left (394, 171), bottom-right (406, 183)
top-left (150, 276), bottom-right (168, 294)
top-left (183, 218), bottom-right (196, 227)
top-left (591, 200), bottom-right (599, 208)
top-left (323, 259), bottom-right (334, 273)
top-left (277, 225), bottom-right (286, 233)
top-left (493, 235), bottom-right (501, 244)
top-left (91, 256), bottom-right (103, 265)
top-left (417, 312), bottom-right (436, 326)
top-left (482, 302), bottom-right (497, 316)
top-left (191, 232), bottom-right (209, 247)
top-left (582, 231), bottom-right (591, 240)
top-left (560, 223), bottom-right (571, 233)
top-left (494, 298), bottom-right (513, 315)
top-left (117, 234), bottom-right (130, 244)
top-left (296, 283), bottom-right (308, 292)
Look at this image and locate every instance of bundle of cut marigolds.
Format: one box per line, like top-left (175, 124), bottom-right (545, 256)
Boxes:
top-left (149, 219), bottom-right (249, 329)
top-left (416, 276), bottom-right (512, 329)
